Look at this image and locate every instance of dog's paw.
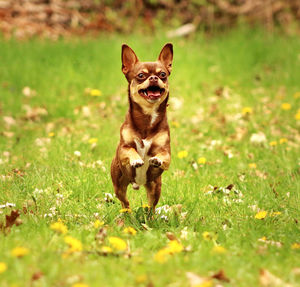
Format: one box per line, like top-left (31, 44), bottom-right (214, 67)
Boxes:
top-left (130, 159), bottom-right (144, 168)
top-left (149, 157), bottom-right (162, 168)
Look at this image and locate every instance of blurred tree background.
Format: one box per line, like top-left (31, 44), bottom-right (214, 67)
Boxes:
top-left (0, 0), bottom-right (299, 39)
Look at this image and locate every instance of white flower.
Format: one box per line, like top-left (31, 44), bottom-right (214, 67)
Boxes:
top-left (74, 151), bottom-right (81, 157)
top-left (250, 132), bottom-right (267, 144)
top-left (160, 215), bottom-right (168, 221)
top-left (0, 202), bottom-right (16, 209)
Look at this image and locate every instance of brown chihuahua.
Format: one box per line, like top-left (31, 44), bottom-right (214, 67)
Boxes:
top-left (111, 43), bottom-right (173, 210)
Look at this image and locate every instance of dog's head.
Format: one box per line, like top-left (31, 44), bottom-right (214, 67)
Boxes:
top-left (121, 44), bottom-right (173, 107)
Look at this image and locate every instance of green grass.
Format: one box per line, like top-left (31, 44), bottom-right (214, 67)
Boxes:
top-left (0, 28), bottom-right (300, 287)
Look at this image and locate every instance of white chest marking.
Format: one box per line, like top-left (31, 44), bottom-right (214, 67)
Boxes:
top-left (134, 138), bottom-right (152, 185)
top-left (150, 110), bottom-right (158, 126)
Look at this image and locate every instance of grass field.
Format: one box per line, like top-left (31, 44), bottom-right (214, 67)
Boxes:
top-left (0, 28), bottom-right (300, 287)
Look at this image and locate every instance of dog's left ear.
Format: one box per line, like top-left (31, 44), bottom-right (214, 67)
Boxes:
top-left (158, 43), bottom-right (173, 74)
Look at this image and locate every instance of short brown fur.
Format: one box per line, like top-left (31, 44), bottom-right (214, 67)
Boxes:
top-left (111, 43), bottom-right (173, 210)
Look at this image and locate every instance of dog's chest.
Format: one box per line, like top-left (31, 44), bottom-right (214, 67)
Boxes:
top-left (134, 138), bottom-right (152, 185)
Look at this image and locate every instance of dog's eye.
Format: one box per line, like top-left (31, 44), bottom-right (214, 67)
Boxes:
top-left (137, 73), bottom-right (144, 79)
top-left (160, 72), bottom-right (166, 78)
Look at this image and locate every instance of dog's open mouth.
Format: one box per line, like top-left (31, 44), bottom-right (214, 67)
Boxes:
top-left (139, 86), bottom-right (165, 100)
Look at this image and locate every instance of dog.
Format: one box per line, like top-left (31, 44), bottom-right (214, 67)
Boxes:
top-left (111, 43), bottom-right (173, 210)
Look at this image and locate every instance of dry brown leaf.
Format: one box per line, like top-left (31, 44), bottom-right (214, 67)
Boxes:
top-left (2, 131), bottom-right (14, 138)
top-left (259, 269), bottom-right (291, 287)
top-left (5, 209), bottom-right (21, 228)
top-left (226, 184), bottom-right (234, 190)
top-left (1, 210), bottom-right (22, 233)
top-left (31, 271), bottom-right (44, 281)
top-left (12, 168), bottom-right (25, 177)
top-left (186, 272), bottom-right (212, 287)
top-left (3, 116), bottom-right (16, 126)
top-left (95, 227), bottom-right (107, 244)
top-left (211, 269), bottom-right (230, 282)
top-left (115, 218), bottom-right (125, 227)
top-left (166, 232), bottom-right (178, 241)
top-left (255, 170), bottom-right (268, 179)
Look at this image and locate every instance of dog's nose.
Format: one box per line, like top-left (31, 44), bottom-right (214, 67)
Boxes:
top-left (149, 75), bottom-right (158, 83)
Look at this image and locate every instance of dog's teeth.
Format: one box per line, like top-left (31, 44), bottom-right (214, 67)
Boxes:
top-left (144, 91), bottom-right (147, 96)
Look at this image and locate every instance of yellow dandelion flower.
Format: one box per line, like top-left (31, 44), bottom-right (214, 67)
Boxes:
top-left (212, 245), bottom-right (227, 254)
top-left (93, 220), bottom-right (104, 229)
top-left (269, 141), bottom-right (277, 146)
top-left (11, 247), bottom-right (29, 258)
top-left (119, 208), bottom-right (132, 213)
top-left (195, 280), bottom-right (213, 287)
top-left (295, 112), bottom-right (300, 120)
top-left (197, 157), bottom-right (206, 164)
top-left (242, 107), bottom-right (253, 115)
top-left (0, 262), bottom-right (7, 274)
top-left (142, 204), bottom-right (150, 209)
top-left (72, 283), bottom-right (89, 287)
top-left (90, 89), bottom-right (102, 97)
top-left (64, 236), bottom-right (82, 252)
top-left (294, 92), bottom-right (300, 99)
top-left (123, 227), bottom-right (137, 236)
top-left (255, 210), bottom-right (267, 219)
top-left (154, 240), bottom-right (184, 263)
top-left (291, 243), bottom-right (300, 249)
top-left (279, 138), bottom-right (288, 144)
top-left (259, 236), bottom-right (267, 241)
top-left (167, 240), bottom-right (184, 254)
top-left (50, 220), bottom-right (68, 234)
top-left (100, 246), bottom-right (113, 254)
top-left (171, 121), bottom-right (180, 128)
top-left (108, 237), bottom-right (127, 251)
top-left (48, 132), bottom-right (55, 137)
top-left (154, 248), bottom-right (170, 263)
top-left (248, 163), bottom-right (257, 169)
top-left (202, 231), bottom-right (217, 241)
top-left (177, 150), bottom-right (188, 159)
top-left (88, 138), bottom-right (98, 144)
top-left (281, 103), bottom-right (291, 110)
top-left (135, 274), bottom-right (147, 284)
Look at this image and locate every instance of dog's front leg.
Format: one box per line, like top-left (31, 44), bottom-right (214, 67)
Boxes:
top-left (119, 146), bottom-right (144, 168)
top-left (149, 150), bottom-right (170, 170)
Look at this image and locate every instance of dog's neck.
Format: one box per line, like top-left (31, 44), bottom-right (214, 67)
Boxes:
top-left (127, 92), bottom-right (168, 139)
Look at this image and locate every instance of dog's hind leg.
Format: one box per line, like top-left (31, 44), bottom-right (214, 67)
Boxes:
top-left (111, 157), bottom-right (130, 209)
top-left (114, 184), bottom-right (130, 209)
top-left (145, 176), bottom-right (161, 210)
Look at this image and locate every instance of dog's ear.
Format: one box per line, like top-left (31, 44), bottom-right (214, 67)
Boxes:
top-left (122, 44), bottom-right (139, 75)
top-left (158, 43), bottom-right (173, 74)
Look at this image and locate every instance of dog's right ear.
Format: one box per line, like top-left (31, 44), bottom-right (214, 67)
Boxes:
top-left (121, 44), bottom-right (138, 75)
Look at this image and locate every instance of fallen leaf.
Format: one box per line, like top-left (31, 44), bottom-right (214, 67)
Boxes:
top-left (2, 131), bottom-right (14, 138)
top-left (5, 210), bottom-right (21, 228)
top-left (95, 227), bottom-right (107, 244)
top-left (166, 232), bottom-right (178, 241)
top-left (255, 170), bottom-right (268, 179)
top-left (31, 271), bottom-right (44, 281)
top-left (0, 210), bottom-right (22, 234)
top-left (211, 269), bottom-right (230, 282)
top-left (115, 218), bottom-right (125, 227)
top-left (259, 269), bottom-right (291, 287)
top-left (226, 184), bottom-right (234, 190)
top-left (186, 272), bottom-right (213, 287)
top-left (3, 116), bottom-right (16, 126)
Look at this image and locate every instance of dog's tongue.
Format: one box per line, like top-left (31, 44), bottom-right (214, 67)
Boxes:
top-left (147, 90), bottom-right (160, 98)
